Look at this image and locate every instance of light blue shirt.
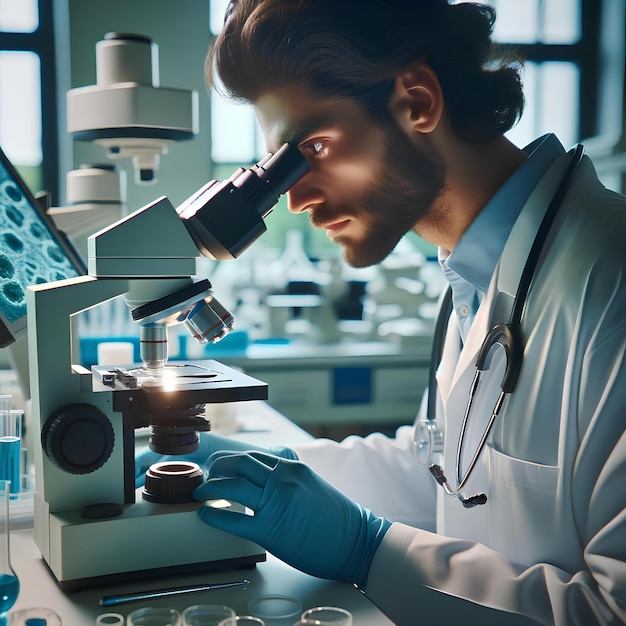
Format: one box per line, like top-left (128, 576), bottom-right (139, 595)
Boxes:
top-left (439, 134), bottom-right (566, 341)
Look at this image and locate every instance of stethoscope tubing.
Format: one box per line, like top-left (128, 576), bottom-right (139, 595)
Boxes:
top-left (421, 143), bottom-right (586, 505)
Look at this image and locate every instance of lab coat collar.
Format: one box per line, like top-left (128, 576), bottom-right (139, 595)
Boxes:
top-left (441, 134), bottom-right (566, 294)
top-left (435, 134), bottom-right (566, 403)
top-left (445, 145), bottom-right (583, 403)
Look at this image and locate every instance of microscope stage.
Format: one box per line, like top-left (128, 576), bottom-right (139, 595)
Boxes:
top-left (91, 359), bottom-right (268, 405)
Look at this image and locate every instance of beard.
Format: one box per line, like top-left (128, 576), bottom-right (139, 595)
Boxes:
top-left (311, 119), bottom-right (445, 268)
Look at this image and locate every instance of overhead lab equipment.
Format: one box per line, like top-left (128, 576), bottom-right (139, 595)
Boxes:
top-left (27, 143), bottom-right (309, 590)
top-left (66, 32), bottom-right (199, 184)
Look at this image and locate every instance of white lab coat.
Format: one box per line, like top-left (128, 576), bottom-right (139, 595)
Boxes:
top-left (293, 151), bottom-right (626, 625)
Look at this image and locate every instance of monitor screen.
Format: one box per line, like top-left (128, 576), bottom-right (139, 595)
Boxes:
top-left (0, 146), bottom-right (85, 348)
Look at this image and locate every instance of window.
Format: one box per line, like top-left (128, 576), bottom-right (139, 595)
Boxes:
top-left (0, 52), bottom-right (42, 166)
top-left (0, 0), bottom-right (59, 201)
top-left (209, 0), bottom-right (264, 164)
top-left (0, 0), bottom-right (38, 32)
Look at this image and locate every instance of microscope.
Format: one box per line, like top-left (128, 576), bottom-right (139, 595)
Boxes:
top-left (27, 143), bottom-right (309, 591)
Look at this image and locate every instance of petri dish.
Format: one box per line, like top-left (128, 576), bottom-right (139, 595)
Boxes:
top-left (299, 606), bottom-right (352, 626)
top-left (247, 594), bottom-right (302, 624)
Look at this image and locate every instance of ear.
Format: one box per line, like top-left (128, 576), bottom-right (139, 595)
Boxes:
top-left (388, 63), bottom-right (444, 136)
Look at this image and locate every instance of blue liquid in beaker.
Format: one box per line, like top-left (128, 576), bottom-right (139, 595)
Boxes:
top-left (0, 438), bottom-right (20, 495)
top-left (0, 572), bottom-right (19, 615)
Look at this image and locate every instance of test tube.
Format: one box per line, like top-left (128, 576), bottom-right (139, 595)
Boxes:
top-left (0, 404), bottom-right (22, 496)
top-left (0, 398), bottom-right (12, 495)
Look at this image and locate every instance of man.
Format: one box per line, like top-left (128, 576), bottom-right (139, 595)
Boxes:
top-left (137, 1), bottom-right (626, 624)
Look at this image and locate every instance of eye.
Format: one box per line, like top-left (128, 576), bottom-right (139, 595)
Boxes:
top-left (300, 139), bottom-right (329, 159)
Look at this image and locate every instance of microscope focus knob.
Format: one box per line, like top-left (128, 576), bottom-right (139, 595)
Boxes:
top-left (42, 403), bottom-right (115, 474)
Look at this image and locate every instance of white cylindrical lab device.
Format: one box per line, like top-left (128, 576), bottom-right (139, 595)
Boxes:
top-left (95, 32), bottom-right (159, 86)
top-left (97, 341), bottom-right (135, 366)
top-left (66, 164), bottom-right (126, 205)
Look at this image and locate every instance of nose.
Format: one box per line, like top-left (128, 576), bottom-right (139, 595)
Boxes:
top-left (286, 175), bottom-right (324, 214)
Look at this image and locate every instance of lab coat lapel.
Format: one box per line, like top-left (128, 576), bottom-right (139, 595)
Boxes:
top-left (447, 296), bottom-right (494, 400)
top-left (434, 289), bottom-right (496, 428)
top-left (434, 311), bottom-right (462, 405)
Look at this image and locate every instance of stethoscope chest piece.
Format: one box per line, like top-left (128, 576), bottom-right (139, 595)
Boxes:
top-left (413, 418), bottom-right (443, 466)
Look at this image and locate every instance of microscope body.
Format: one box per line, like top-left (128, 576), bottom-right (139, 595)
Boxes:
top-left (27, 197), bottom-right (268, 590)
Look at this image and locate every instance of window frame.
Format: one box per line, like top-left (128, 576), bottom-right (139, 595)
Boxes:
top-left (0, 0), bottom-right (59, 202)
top-left (498, 0), bottom-right (608, 143)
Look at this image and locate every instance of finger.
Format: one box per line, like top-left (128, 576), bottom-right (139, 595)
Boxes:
top-left (197, 505), bottom-right (260, 544)
top-left (246, 450), bottom-right (283, 469)
top-left (193, 476), bottom-right (264, 510)
top-left (209, 449), bottom-right (282, 470)
top-left (207, 452), bottom-right (272, 488)
top-left (207, 449), bottom-right (258, 465)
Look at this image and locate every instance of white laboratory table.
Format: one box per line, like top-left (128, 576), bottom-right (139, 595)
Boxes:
top-left (9, 400), bottom-right (394, 625)
top-left (10, 527), bottom-right (394, 625)
top-left (213, 340), bottom-right (431, 430)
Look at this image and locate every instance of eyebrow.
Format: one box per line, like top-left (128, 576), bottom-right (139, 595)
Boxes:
top-left (277, 111), bottom-right (337, 149)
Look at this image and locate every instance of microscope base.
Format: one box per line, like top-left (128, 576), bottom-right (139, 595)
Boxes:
top-left (48, 552), bottom-right (262, 593)
top-left (35, 493), bottom-right (265, 591)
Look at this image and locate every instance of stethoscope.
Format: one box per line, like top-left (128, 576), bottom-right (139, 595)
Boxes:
top-left (413, 143), bottom-right (585, 508)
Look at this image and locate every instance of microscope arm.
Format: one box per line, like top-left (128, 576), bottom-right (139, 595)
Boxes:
top-left (28, 276), bottom-right (131, 512)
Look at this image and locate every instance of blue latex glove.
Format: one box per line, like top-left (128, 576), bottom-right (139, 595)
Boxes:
top-left (194, 450), bottom-right (392, 589)
top-left (135, 432), bottom-right (297, 488)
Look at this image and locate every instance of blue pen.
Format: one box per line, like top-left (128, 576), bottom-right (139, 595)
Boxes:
top-left (100, 579), bottom-right (249, 606)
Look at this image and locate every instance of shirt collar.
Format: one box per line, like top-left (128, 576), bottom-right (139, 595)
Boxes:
top-left (440, 134), bottom-right (566, 293)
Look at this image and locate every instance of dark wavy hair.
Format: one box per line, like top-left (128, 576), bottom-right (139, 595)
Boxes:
top-left (206, 0), bottom-right (524, 141)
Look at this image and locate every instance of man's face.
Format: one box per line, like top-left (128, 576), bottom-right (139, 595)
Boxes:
top-left (255, 83), bottom-right (445, 267)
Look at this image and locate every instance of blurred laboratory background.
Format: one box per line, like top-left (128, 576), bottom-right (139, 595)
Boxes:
top-left (0, 0), bottom-right (624, 442)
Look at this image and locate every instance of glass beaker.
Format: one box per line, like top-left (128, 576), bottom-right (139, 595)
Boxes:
top-left (0, 480), bottom-right (19, 624)
top-left (182, 604), bottom-right (235, 626)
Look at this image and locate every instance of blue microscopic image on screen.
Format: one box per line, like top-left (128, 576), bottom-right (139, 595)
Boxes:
top-left (0, 161), bottom-right (79, 324)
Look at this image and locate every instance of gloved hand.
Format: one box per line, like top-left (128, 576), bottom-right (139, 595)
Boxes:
top-left (194, 450), bottom-right (391, 589)
top-left (135, 432), bottom-right (297, 488)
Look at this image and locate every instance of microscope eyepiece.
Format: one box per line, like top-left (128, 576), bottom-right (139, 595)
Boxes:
top-left (177, 143), bottom-right (310, 261)
top-left (250, 143), bottom-right (311, 198)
